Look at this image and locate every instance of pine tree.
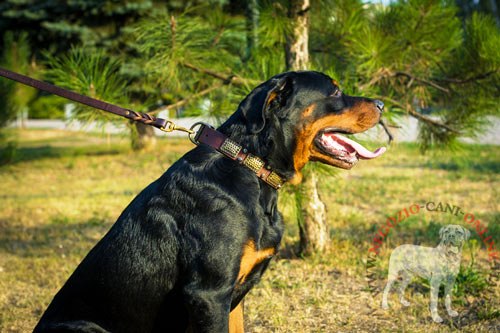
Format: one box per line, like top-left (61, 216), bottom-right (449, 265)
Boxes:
top-left (335, 0), bottom-right (499, 150)
top-left (2, 0), bottom-right (498, 252)
top-left (1, 0), bottom-right (162, 150)
top-left (283, 0), bottom-right (330, 256)
top-left (0, 0), bottom-right (153, 55)
top-left (43, 48), bottom-right (130, 126)
top-left (0, 32), bottom-right (37, 128)
top-left (131, 0), bottom-right (499, 254)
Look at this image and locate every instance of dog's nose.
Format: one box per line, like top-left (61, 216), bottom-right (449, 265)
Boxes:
top-left (375, 100), bottom-right (384, 112)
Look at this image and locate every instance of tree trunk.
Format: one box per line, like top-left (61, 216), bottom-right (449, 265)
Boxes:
top-left (131, 122), bottom-right (157, 151)
top-left (489, 0), bottom-right (500, 27)
top-left (285, 0), bottom-right (329, 256)
top-left (285, 0), bottom-right (310, 70)
top-left (245, 0), bottom-right (259, 61)
top-left (298, 170), bottom-right (328, 255)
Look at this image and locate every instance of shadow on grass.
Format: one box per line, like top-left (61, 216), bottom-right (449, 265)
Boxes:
top-left (382, 144), bottom-right (500, 174)
top-left (0, 189), bottom-right (136, 200)
top-left (9, 144), bottom-right (127, 164)
top-left (278, 244), bottom-right (300, 259)
top-left (382, 160), bottom-right (499, 174)
top-left (425, 160), bottom-right (499, 174)
top-left (0, 218), bottom-right (112, 258)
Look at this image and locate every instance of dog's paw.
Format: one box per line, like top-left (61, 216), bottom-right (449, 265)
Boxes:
top-left (400, 299), bottom-right (410, 307)
top-left (447, 310), bottom-right (459, 317)
top-left (431, 314), bottom-right (443, 323)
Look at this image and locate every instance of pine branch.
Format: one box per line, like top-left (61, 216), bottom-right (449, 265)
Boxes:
top-left (379, 119), bottom-right (394, 143)
top-left (394, 71), bottom-right (450, 94)
top-left (433, 70), bottom-right (498, 84)
top-left (382, 96), bottom-right (460, 134)
top-left (181, 62), bottom-right (254, 86)
top-left (211, 27), bottom-right (225, 47)
top-left (149, 83), bottom-right (224, 115)
top-left (407, 109), bottom-right (459, 133)
top-left (358, 68), bottom-right (392, 91)
top-left (170, 15), bottom-right (177, 52)
top-left (149, 61), bottom-right (260, 115)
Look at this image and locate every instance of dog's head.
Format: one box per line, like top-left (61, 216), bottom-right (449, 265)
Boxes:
top-left (222, 71), bottom-right (386, 183)
top-left (439, 224), bottom-right (470, 254)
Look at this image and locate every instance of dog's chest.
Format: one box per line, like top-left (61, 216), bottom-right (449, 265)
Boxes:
top-left (231, 203), bottom-right (283, 303)
top-left (237, 240), bottom-right (276, 284)
top-left (230, 240), bottom-right (276, 307)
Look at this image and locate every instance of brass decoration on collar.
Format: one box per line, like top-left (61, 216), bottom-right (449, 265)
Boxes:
top-left (194, 124), bottom-right (286, 190)
top-left (243, 154), bottom-right (265, 173)
top-left (220, 139), bottom-right (242, 159)
top-left (266, 171), bottom-right (284, 189)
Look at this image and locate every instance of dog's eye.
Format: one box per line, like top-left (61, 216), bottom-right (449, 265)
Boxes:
top-left (332, 88), bottom-right (342, 97)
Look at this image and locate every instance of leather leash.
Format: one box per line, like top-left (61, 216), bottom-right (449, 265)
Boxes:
top-left (0, 67), bottom-right (285, 189)
top-left (0, 67), bottom-right (191, 134)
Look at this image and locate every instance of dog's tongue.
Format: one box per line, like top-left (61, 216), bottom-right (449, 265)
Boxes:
top-left (326, 133), bottom-right (386, 159)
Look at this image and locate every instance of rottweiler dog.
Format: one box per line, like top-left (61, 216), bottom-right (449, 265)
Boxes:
top-left (34, 71), bottom-right (386, 333)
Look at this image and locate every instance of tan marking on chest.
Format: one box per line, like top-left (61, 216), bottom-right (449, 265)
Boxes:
top-left (229, 302), bottom-right (244, 333)
top-left (238, 240), bottom-right (275, 284)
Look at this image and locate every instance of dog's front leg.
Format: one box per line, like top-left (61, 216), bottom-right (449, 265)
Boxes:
top-left (429, 277), bottom-right (443, 323)
top-left (181, 247), bottom-right (238, 333)
top-left (444, 276), bottom-right (458, 317)
top-left (183, 284), bottom-right (232, 333)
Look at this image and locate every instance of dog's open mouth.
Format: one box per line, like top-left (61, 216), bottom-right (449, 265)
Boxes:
top-left (315, 130), bottom-right (386, 166)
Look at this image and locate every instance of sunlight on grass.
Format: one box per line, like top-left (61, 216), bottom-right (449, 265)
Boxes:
top-left (0, 129), bottom-right (498, 332)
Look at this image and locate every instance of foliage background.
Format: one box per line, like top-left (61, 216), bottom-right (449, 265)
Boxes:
top-left (0, 0), bottom-right (498, 148)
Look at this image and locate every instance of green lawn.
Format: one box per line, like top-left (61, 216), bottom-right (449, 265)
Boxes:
top-left (0, 129), bottom-right (498, 332)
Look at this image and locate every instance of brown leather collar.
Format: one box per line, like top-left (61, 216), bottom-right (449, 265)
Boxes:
top-left (192, 124), bottom-right (285, 190)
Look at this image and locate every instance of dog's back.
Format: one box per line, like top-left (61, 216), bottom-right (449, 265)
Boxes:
top-left (35, 173), bottom-right (182, 332)
top-left (388, 244), bottom-right (442, 280)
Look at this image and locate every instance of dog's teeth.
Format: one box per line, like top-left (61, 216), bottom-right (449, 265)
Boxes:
top-left (323, 135), bottom-right (334, 145)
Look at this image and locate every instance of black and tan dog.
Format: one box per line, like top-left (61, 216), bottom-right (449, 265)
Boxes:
top-left (34, 71), bottom-right (386, 332)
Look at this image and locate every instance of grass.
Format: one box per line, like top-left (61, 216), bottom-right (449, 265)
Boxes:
top-left (0, 129), bottom-right (499, 332)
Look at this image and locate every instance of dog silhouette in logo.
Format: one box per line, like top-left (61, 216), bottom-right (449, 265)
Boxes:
top-left (381, 224), bottom-right (470, 323)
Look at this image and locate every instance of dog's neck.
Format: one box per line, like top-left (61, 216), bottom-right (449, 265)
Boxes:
top-left (218, 112), bottom-right (297, 181)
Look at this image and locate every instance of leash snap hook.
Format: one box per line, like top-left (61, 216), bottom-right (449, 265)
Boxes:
top-left (160, 121), bottom-right (195, 135)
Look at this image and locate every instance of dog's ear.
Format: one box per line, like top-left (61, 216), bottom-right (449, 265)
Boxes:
top-left (240, 75), bottom-right (294, 134)
top-left (463, 226), bottom-right (471, 240)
